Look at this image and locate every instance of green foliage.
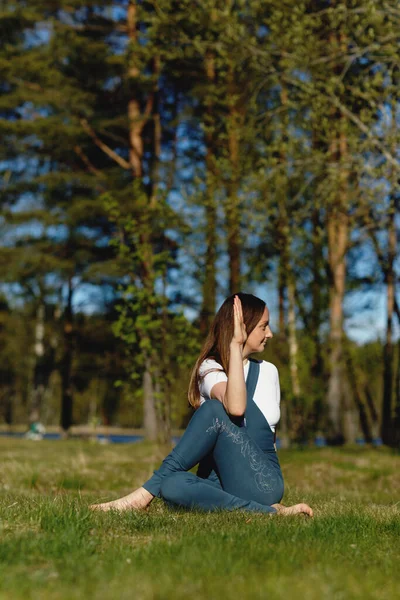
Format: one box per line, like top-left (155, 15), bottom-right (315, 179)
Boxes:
top-left (104, 186), bottom-right (200, 426)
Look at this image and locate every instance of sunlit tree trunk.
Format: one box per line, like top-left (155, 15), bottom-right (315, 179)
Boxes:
top-left (287, 281), bottom-right (301, 399)
top-left (60, 280), bottom-right (73, 435)
top-left (381, 92), bottom-right (398, 445)
top-left (394, 335), bottom-right (400, 446)
top-left (311, 208), bottom-right (323, 378)
top-left (325, 20), bottom-right (351, 444)
top-left (364, 385), bottom-right (380, 441)
top-left (326, 207), bottom-right (347, 444)
top-left (278, 276), bottom-right (286, 338)
top-left (344, 342), bottom-right (373, 443)
top-left (143, 361), bottom-right (158, 441)
top-left (326, 124), bottom-right (348, 444)
top-left (29, 302), bottom-right (45, 426)
top-left (226, 62), bottom-right (242, 294)
top-left (127, 0), bottom-right (158, 440)
top-left (200, 192), bottom-right (217, 335)
top-left (279, 80), bottom-right (301, 439)
top-left (200, 52), bottom-right (217, 336)
top-left (381, 189), bottom-right (396, 444)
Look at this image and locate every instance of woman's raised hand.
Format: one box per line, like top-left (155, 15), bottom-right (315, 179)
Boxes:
top-left (232, 295), bottom-right (247, 346)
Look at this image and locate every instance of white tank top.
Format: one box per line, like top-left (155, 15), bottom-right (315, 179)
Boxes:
top-left (198, 359), bottom-right (281, 432)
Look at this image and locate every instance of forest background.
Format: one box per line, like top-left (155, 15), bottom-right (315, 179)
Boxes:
top-left (1, 0), bottom-right (399, 447)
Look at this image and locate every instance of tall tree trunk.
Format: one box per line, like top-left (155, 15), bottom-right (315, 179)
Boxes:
top-left (311, 208), bottom-right (323, 378)
top-left (393, 336), bottom-right (400, 446)
top-left (127, 0), bottom-right (158, 440)
top-left (278, 80), bottom-right (301, 439)
top-left (149, 57), bottom-right (161, 205)
top-left (143, 360), bottom-right (158, 441)
top-left (200, 195), bottom-right (217, 335)
top-left (276, 78), bottom-right (289, 339)
top-left (326, 126), bottom-right (348, 444)
top-left (127, 1), bottom-right (143, 180)
top-left (158, 273), bottom-right (171, 443)
top-left (281, 81), bottom-right (301, 404)
top-left (226, 203), bottom-right (240, 294)
top-left (278, 401), bottom-right (290, 449)
top-left (287, 276), bottom-right (304, 441)
top-left (381, 181), bottom-right (396, 445)
top-left (287, 280), bottom-right (301, 399)
top-left (276, 258), bottom-right (289, 446)
top-left (324, 15), bottom-right (352, 444)
top-left (200, 52), bottom-right (217, 336)
top-left (344, 342), bottom-right (373, 443)
top-left (60, 280), bottom-right (73, 434)
top-left (278, 276), bottom-right (286, 338)
top-left (226, 62), bottom-right (241, 294)
top-left (151, 55), bottom-right (171, 443)
top-left (29, 302), bottom-right (45, 426)
top-left (364, 385), bottom-right (380, 441)
top-left (3, 390), bottom-right (13, 425)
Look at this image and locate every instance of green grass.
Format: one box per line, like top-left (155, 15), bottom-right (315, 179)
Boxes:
top-left (0, 439), bottom-right (399, 600)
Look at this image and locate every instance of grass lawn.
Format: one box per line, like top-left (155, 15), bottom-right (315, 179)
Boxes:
top-left (0, 438), bottom-right (399, 600)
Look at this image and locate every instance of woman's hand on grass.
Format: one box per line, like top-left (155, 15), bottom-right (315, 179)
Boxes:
top-left (271, 503), bottom-right (313, 517)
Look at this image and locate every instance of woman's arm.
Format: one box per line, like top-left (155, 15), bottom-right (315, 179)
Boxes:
top-left (210, 296), bottom-right (247, 417)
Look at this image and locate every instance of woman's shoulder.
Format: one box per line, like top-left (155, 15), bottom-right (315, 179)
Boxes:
top-left (199, 357), bottom-right (224, 376)
top-left (256, 359), bottom-right (279, 377)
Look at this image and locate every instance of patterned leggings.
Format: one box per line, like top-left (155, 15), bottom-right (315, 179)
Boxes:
top-left (143, 400), bottom-right (284, 514)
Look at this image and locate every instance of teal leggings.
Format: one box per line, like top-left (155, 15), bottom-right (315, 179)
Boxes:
top-left (143, 400), bottom-right (284, 514)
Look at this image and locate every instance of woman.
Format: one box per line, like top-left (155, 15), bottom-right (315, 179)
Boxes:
top-left (91, 293), bottom-right (313, 517)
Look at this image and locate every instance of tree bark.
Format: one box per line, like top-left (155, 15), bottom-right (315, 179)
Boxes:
top-left (200, 52), bottom-right (217, 336)
top-left (127, 0), bottom-right (159, 441)
top-left (326, 127), bottom-right (348, 445)
top-left (381, 183), bottom-right (396, 444)
top-left (29, 303), bottom-right (45, 426)
top-left (127, 1), bottom-right (143, 179)
top-left (364, 385), bottom-right (380, 441)
top-left (278, 400), bottom-right (290, 449)
top-left (311, 208), bottom-right (323, 378)
top-left (226, 62), bottom-right (241, 294)
top-left (200, 196), bottom-right (217, 336)
top-left (60, 280), bottom-right (73, 434)
top-left (277, 79), bottom-right (290, 346)
top-left (287, 280), bottom-right (301, 399)
top-left (344, 343), bottom-right (373, 443)
top-left (278, 277), bottom-right (286, 338)
top-left (158, 273), bottom-right (171, 443)
top-left (393, 336), bottom-right (400, 446)
top-left (279, 80), bottom-right (301, 438)
top-left (143, 360), bottom-right (158, 441)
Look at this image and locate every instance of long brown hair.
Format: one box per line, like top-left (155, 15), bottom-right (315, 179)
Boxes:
top-left (188, 292), bottom-right (266, 409)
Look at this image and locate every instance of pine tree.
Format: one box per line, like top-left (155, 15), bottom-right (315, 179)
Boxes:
top-left (0, 1), bottom-right (121, 433)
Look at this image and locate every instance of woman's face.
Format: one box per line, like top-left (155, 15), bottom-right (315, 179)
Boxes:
top-left (244, 306), bottom-right (273, 355)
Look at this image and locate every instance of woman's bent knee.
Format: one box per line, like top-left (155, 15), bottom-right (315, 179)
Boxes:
top-left (197, 399), bottom-right (226, 419)
top-left (160, 472), bottom-right (191, 504)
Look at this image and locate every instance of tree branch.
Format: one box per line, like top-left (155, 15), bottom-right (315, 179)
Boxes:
top-left (80, 119), bottom-right (130, 170)
top-left (73, 145), bottom-right (105, 178)
top-left (329, 95), bottom-right (400, 171)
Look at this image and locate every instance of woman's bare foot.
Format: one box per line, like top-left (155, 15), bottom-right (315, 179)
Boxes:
top-left (272, 503), bottom-right (313, 517)
top-left (90, 487), bottom-right (154, 512)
